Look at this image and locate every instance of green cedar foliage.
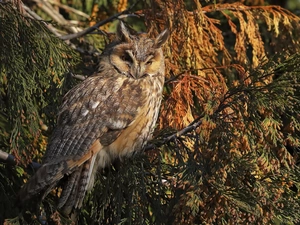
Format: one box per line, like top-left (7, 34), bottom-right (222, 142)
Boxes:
top-left (0, 3), bottom-right (78, 224)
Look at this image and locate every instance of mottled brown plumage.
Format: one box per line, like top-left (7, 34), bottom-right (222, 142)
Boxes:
top-left (19, 22), bottom-right (169, 216)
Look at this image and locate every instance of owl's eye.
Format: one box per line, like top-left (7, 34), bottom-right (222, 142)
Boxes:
top-left (121, 53), bottom-right (133, 64)
top-left (146, 60), bottom-right (153, 65)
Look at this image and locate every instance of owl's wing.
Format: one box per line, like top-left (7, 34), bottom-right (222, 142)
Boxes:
top-left (45, 75), bottom-right (145, 161)
top-left (19, 74), bottom-right (146, 205)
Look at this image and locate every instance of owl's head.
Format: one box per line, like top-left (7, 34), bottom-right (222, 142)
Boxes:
top-left (107, 22), bottom-right (169, 80)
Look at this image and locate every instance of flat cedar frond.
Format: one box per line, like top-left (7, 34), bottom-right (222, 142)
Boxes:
top-left (0, 4), bottom-right (78, 163)
top-left (143, 1), bottom-right (300, 132)
top-left (142, 1), bottom-right (300, 224)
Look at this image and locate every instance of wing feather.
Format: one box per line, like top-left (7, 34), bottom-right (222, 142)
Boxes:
top-left (19, 74), bottom-right (146, 204)
top-left (43, 74), bottom-right (145, 162)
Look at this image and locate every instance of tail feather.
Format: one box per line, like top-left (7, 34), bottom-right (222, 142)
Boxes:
top-left (76, 154), bottom-right (97, 209)
top-left (59, 156), bottom-right (96, 215)
top-left (18, 153), bottom-right (90, 203)
top-left (18, 140), bottom-right (103, 215)
top-left (18, 156), bottom-right (74, 202)
top-left (58, 166), bottom-right (82, 210)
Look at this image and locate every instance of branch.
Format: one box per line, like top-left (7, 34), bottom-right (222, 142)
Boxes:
top-left (0, 116), bottom-right (204, 170)
top-left (144, 117), bottom-right (203, 151)
top-left (0, 150), bottom-right (16, 165)
top-left (0, 150), bottom-right (41, 170)
top-left (45, 0), bottom-right (89, 19)
top-left (59, 0), bottom-right (140, 40)
top-left (30, 0), bottom-right (79, 34)
top-left (70, 73), bottom-right (87, 81)
top-left (23, 4), bottom-right (62, 37)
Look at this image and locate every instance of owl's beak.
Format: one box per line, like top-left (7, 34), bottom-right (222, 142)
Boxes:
top-left (131, 64), bottom-right (144, 79)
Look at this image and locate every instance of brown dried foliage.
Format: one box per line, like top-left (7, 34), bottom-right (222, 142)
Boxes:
top-left (141, 1), bottom-right (300, 224)
top-left (142, 1), bottom-right (300, 130)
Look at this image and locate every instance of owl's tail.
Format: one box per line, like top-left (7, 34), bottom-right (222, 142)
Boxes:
top-left (18, 140), bottom-right (102, 215)
top-left (57, 154), bottom-right (97, 215)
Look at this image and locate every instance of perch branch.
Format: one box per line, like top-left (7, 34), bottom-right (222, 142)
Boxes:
top-left (0, 149), bottom-right (41, 170)
top-left (0, 117), bottom-right (204, 169)
top-left (144, 117), bottom-right (203, 151)
top-left (0, 150), bottom-right (16, 165)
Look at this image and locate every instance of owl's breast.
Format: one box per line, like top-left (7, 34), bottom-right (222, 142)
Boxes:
top-left (106, 97), bottom-right (161, 157)
top-left (103, 78), bottom-right (163, 162)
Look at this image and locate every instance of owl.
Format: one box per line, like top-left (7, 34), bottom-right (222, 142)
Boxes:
top-left (19, 22), bottom-right (169, 216)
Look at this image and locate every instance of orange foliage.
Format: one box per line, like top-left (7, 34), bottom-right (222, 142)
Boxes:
top-left (140, 1), bottom-right (300, 224)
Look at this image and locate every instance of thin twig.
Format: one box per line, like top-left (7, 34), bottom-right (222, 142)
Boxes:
top-left (31, 0), bottom-right (80, 34)
top-left (59, 0), bottom-right (140, 40)
top-left (71, 73), bottom-right (87, 81)
top-left (23, 4), bottom-right (62, 37)
top-left (45, 0), bottom-right (89, 19)
top-left (144, 117), bottom-right (203, 151)
top-left (164, 119), bottom-right (202, 143)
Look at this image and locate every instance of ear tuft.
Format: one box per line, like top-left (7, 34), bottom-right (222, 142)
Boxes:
top-left (116, 21), bottom-right (132, 43)
top-left (154, 29), bottom-right (170, 48)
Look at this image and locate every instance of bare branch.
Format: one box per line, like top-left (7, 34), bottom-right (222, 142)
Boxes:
top-left (144, 117), bottom-right (203, 151)
top-left (23, 4), bottom-right (62, 36)
top-left (0, 149), bottom-right (41, 170)
top-left (0, 150), bottom-right (15, 165)
top-left (71, 73), bottom-right (87, 81)
top-left (45, 0), bottom-right (89, 19)
top-left (30, 0), bottom-right (80, 34)
top-left (59, 0), bottom-right (141, 40)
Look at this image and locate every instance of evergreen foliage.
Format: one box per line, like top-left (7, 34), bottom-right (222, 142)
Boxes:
top-left (1, 0), bottom-right (300, 224)
top-left (0, 2), bottom-right (78, 223)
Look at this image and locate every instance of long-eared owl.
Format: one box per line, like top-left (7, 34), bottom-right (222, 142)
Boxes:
top-left (19, 22), bottom-right (169, 216)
